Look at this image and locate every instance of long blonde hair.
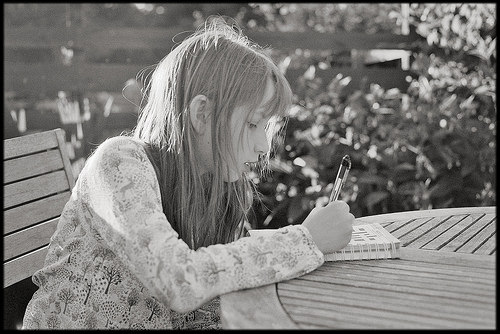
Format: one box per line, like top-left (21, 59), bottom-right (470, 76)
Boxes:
top-left (133, 17), bottom-right (292, 249)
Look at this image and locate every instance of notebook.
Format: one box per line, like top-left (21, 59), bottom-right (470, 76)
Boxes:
top-left (249, 223), bottom-right (400, 261)
top-left (324, 223), bottom-right (400, 261)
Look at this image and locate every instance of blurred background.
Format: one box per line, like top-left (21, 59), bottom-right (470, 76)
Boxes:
top-left (5, 3), bottom-right (496, 223)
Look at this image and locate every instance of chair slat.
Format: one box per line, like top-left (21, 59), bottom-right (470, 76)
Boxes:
top-left (3, 246), bottom-right (49, 288)
top-left (4, 218), bottom-right (59, 261)
top-left (3, 129), bottom-right (74, 288)
top-left (3, 149), bottom-right (64, 184)
top-left (4, 191), bottom-right (70, 235)
top-left (3, 130), bottom-right (59, 160)
top-left (3, 170), bottom-right (69, 209)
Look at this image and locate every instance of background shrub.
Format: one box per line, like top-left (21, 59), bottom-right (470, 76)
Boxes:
top-left (244, 3), bottom-right (496, 229)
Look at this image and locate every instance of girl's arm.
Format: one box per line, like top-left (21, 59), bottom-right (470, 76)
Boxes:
top-left (80, 137), bottom-right (324, 313)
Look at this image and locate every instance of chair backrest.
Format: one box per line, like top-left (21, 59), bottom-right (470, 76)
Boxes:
top-left (3, 128), bottom-right (75, 288)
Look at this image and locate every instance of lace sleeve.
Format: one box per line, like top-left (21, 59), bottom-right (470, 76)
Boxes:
top-left (81, 136), bottom-right (324, 313)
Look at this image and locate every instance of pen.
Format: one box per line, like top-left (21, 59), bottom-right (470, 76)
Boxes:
top-left (329, 155), bottom-right (351, 202)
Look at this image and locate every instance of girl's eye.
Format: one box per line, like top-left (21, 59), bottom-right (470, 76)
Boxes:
top-left (248, 122), bottom-right (258, 129)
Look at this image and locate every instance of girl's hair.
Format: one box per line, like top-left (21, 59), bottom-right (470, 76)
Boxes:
top-left (133, 17), bottom-right (292, 249)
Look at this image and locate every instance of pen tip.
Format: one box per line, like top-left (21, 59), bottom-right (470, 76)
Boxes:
top-left (341, 155), bottom-right (351, 168)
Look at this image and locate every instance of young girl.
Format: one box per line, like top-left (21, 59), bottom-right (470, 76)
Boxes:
top-left (23, 18), bottom-right (354, 329)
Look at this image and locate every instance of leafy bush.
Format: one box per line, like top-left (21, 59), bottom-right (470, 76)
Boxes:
top-left (247, 4), bottom-right (496, 229)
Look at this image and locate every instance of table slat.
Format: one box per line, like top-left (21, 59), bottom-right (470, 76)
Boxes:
top-left (393, 248), bottom-right (495, 269)
top-left (389, 217), bottom-right (434, 241)
top-left (473, 229), bottom-right (496, 255)
top-left (422, 213), bottom-right (485, 250)
top-left (356, 207), bottom-right (495, 224)
top-left (282, 279), bottom-right (494, 315)
top-left (298, 269), bottom-right (492, 302)
top-left (457, 218), bottom-right (496, 254)
top-left (284, 307), bottom-right (400, 329)
top-left (440, 213), bottom-right (495, 252)
top-left (279, 288), bottom-right (492, 328)
top-left (322, 258), bottom-right (495, 279)
top-left (280, 294), bottom-right (491, 329)
top-left (403, 214), bottom-right (466, 249)
top-left (402, 216), bottom-right (451, 247)
top-left (316, 261), bottom-right (495, 286)
top-left (282, 299), bottom-right (434, 329)
top-left (379, 221), bottom-right (394, 228)
top-left (382, 218), bottom-right (414, 234)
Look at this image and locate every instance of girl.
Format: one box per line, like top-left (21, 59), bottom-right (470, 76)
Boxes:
top-left (23, 18), bottom-right (354, 329)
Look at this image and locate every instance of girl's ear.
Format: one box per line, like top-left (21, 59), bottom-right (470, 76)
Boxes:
top-left (189, 95), bottom-right (210, 134)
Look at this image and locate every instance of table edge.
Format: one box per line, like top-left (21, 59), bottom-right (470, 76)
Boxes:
top-left (355, 206), bottom-right (496, 224)
top-left (400, 247), bottom-right (495, 268)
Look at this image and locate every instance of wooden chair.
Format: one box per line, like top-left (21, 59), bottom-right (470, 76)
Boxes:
top-left (3, 128), bottom-right (75, 288)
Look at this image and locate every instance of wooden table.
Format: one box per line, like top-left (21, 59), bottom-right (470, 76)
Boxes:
top-left (220, 206), bottom-right (496, 329)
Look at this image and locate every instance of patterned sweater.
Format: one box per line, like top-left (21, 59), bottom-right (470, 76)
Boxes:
top-left (22, 136), bottom-right (324, 329)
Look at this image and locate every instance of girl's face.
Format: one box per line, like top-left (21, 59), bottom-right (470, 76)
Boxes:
top-left (228, 76), bottom-right (275, 181)
top-left (195, 76), bottom-right (275, 182)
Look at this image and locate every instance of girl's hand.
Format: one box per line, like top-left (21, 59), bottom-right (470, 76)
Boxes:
top-left (301, 201), bottom-right (354, 254)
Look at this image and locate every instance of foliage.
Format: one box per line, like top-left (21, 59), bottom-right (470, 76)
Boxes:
top-left (405, 3), bottom-right (496, 208)
top-left (247, 3), bottom-right (496, 229)
top-left (241, 3), bottom-right (403, 33)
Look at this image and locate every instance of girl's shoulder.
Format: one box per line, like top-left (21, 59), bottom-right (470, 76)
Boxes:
top-left (99, 135), bottom-right (144, 149)
top-left (88, 136), bottom-right (152, 169)
top-left (94, 136), bottom-right (147, 156)
top-left (87, 136), bottom-right (161, 182)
